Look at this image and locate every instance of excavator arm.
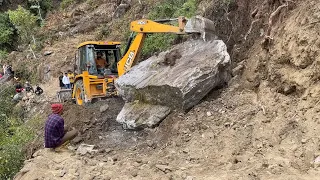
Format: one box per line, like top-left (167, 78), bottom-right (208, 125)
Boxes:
top-left (117, 16), bottom-right (215, 76)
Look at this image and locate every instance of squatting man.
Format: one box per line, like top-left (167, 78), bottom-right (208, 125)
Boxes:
top-left (44, 104), bottom-right (78, 149)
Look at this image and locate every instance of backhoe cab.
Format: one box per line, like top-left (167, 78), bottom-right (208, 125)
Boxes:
top-left (72, 41), bottom-right (121, 105)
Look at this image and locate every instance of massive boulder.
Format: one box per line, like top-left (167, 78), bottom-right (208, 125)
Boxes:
top-left (116, 39), bottom-right (231, 129)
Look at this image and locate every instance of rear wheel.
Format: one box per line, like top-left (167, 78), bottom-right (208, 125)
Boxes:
top-left (74, 80), bottom-right (89, 106)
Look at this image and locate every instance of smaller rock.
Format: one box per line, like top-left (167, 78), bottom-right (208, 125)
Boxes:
top-left (87, 160), bottom-right (97, 166)
top-left (116, 102), bottom-right (171, 130)
top-left (102, 176), bottom-right (111, 180)
top-left (283, 85), bottom-right (296, 95)
top-left (67, 145), bottom-right (77, 151)
top-left (155, 164), bottom-right (172, 173)
top-left (59, 169), bottom-right (66, 177)
top-left (98, 149), bottom-right (105, 153)
top-left (100, 104), bottom-right (109, 113)
top-left (82, 119), bottom-right (91, 124)
top-left (105, 148), bottom-right (113, 154)
top-left (206, 111), bottom-right (212, 117)
top-left (77, 144), bottom-right (96, 155)
top-left (232, 64), bottom-right (244, 76)
top-left (112, 156), bottom-right (118, 162)
top-left (131, 170), bottom-right (138, 177)
top-left (224, 122), bottom-right (231, 127)
top-left (185, 176), bottom-right (195, 180)
top-left (72, 136), bottom-right (83, 144)
top-left (301, 138), bottom-right (307, 144)
top-left (82, 174), bottom-right (94, 180)
top-left (147, 140), bottom-right (154, 147)
top-left (44, 51), bottom-right (53, 56)
top-left (132, 162), bottom-right (141, 167)
top-left (113, 3), bottom-right (131, 18)
top-left (21, 168), bottom-right (30, 173)
top-left (107, 157), bottom-right (115, 165)
top-left (313, 156), bottom-right (320, 167)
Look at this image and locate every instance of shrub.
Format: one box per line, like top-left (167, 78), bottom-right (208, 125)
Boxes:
top-left (0, 84), bottom-right (41, 179)
top-left (0, 122), bottom-right (36, 179)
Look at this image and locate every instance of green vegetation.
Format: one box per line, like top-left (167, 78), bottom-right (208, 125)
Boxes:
top-left (148, 0), bottom-right (197, 19)
top-left (141, 0), bottom-right (198, 58)
top-left (0, 85), bottom-right (42, 179)
top-left (28, 0), bottom-right (53, 19)
top-left (0, 50), bottom-right (9, 61)
top-left (0, 13), bottom-right (18, 51)
top-left (8, 6), bottom-right (38, 44)
top-left (0, 117), bottom-right (40, 179)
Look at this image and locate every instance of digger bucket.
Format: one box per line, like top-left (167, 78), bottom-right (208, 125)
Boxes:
top-left (185, 16), bottom-right (217, 41)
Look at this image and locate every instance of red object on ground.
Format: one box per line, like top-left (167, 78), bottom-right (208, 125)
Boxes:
top-left (16, 88), bottom-right (24, 93)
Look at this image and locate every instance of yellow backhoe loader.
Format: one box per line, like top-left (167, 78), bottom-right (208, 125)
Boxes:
top-left (56, 16), bottom-right (215, 106)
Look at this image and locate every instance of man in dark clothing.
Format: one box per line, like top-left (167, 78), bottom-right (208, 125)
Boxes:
top-left (15, 82), bottom-right (24, 93)
top-left (5, 65), bottom-right (14, 75)
top-left (25, 81), bottom-right (34, 93)
top-left (58, 72), bottom-right (64, 89)
top-left (35, 85), bottom-right (43, 95)
top-left (44, 104), bottom-right (78, 149)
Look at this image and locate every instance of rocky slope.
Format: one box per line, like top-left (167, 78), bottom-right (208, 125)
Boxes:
top-left (13, 0), bottom-right (320, 179)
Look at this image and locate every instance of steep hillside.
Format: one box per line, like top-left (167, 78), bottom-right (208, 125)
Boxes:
top-left (13, 0), bottom-right (320, 179)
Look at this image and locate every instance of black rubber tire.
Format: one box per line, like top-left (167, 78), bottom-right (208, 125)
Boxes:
top-left (74, 80), bottom-right (89, 106)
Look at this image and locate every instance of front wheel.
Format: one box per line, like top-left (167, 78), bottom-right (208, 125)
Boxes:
top-left (74, 80), bottom-right (89, 106)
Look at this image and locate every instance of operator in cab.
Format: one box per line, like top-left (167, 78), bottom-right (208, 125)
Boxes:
top-left (95, 52), bottom-right (109, 75)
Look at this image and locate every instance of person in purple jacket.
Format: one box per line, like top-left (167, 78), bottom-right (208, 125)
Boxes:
top-left (44, 103), bottom-right (78, 149)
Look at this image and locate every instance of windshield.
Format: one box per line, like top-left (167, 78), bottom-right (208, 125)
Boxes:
top-left (87, 46), bottom-right (98, 75)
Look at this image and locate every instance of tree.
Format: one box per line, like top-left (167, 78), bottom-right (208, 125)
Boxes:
top-left (28, 0), bottom-right (53, 26)
top-left (8, 6), bottom-right (38, 44)
top-left (0, 13), bottom-right (18, 51)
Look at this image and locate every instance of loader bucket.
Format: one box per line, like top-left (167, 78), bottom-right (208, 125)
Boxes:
top-left (185, 16), bottom-right (217, 41)
top-left (57, 89), bottom-right (73, 102)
